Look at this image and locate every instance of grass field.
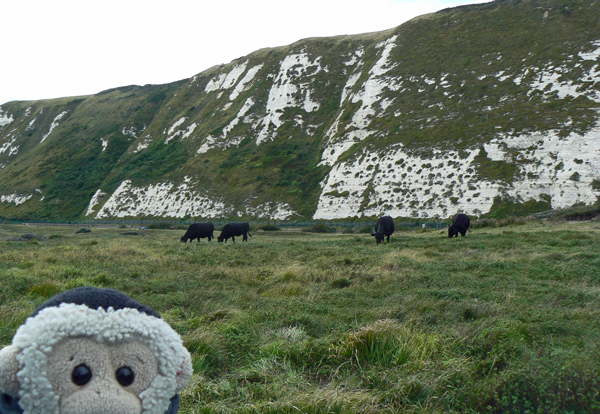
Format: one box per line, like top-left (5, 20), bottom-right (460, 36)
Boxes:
top-left (1, 220), bottom-right (599, 413)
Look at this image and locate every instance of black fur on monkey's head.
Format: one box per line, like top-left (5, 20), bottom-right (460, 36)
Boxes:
top-left (0, 287), bottom-right (193, 414)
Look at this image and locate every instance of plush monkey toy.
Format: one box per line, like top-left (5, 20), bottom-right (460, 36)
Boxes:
top-left (0, 287), bottom-right (193, 414)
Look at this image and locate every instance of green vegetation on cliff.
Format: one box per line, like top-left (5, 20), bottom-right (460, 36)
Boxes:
top-left (0, 0), bottom-right (599, 220)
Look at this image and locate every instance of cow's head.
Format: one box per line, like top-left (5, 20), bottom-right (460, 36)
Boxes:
top-left (217, 236), bottom-right (224, 242)
top-left (448, 225), bottom-right (458, 238)
top-left (180, 236), bottom-right (187, 242)
top-left (371, 232), bottom-right (384, 244)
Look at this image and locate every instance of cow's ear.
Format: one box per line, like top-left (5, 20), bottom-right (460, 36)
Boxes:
top-left (370, 233), bottom-right (376, 236)
top-left (0, 345), bottom-right (20, 397)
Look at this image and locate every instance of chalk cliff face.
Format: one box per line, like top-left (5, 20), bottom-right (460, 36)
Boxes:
top-left (1, 0), bottom-right (599, 221)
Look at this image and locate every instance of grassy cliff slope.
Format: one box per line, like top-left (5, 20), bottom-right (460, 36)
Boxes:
top-left (1, 0), bottom-right (599, 221)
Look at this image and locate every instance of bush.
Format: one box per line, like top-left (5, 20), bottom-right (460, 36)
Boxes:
top-left (147, 222), bottom-right (175, 229)
top-left (304, 223), bottom-right (334, 233)
top-left (358, 226), bottom-right (374, 234)
top-left (260, 224), bottom-right (281, 231)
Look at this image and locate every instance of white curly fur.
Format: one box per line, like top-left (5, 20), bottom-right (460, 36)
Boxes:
top-left (10, 303), bottom-right (190, 414)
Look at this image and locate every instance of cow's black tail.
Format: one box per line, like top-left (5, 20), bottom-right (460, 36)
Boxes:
top-left (248, 231), bottom-right (252, 237)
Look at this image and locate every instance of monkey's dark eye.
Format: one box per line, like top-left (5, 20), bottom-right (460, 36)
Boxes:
top-left (72, 364), bottom-right (92, 386)
top-left (116, 366), bottom-right (135, 386)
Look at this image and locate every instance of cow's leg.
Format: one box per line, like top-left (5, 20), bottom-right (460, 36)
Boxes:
top-left (231, 236), bottom-right (235, 243)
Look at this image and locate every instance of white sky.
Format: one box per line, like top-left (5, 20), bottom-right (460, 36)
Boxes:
top-left (0, 0), bottom-right (491, 106)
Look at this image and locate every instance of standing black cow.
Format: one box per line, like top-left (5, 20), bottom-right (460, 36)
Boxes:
top-left (218, 222), bottom-right (252, 243)
top-left (371, 215), bottom-right (395, 244)
top-left (181, 222), bottom-right (215, 242)
top-left (448, 213), bottom-right (470, 238)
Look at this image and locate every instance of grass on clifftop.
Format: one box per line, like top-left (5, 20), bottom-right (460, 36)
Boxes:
top-left (1, 220), bottom-right (599, 413)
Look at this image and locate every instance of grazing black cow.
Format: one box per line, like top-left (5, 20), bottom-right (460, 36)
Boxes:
top-left (218, 222), bottom-right (252, 243)
top-left (181, 222), bottom-right (215, 242)
top-left (371, 215), bottom-right (395, 244)
top-left (448, 213), bottom-right (470, 238)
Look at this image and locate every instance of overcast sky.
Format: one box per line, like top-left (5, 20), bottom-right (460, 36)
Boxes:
top-left (1, 0), bottom-right (491, 106)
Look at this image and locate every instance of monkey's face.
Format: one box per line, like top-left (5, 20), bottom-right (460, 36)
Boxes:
top-left (47, 338), bottom-right (158, 414)
top-left (0, 302), bottom-right (192, 414)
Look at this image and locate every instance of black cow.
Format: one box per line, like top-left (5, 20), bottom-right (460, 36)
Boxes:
top-left (371, 215), bottom-right (394, 244)
top-left (448, 213), bottom-right (470, 238)
top-left (218, 222), bottom-right (252, 243)
top-left (181, 222), bottom-right (215, 242)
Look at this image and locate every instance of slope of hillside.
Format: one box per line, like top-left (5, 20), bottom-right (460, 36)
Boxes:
top-left (1, 0), bottom-right (599, 221)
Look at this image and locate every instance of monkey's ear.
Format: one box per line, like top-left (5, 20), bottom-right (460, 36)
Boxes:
top-left (0, 345), bottom-right (20, 397)
top-left (175, 351), bottom-right (193, 393)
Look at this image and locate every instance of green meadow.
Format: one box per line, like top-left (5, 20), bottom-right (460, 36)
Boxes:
top-left (1, 221), bottom-right (599, 413)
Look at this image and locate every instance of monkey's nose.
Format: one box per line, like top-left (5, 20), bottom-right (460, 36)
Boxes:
top-left (59, 379), bottom-right (142, 414)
